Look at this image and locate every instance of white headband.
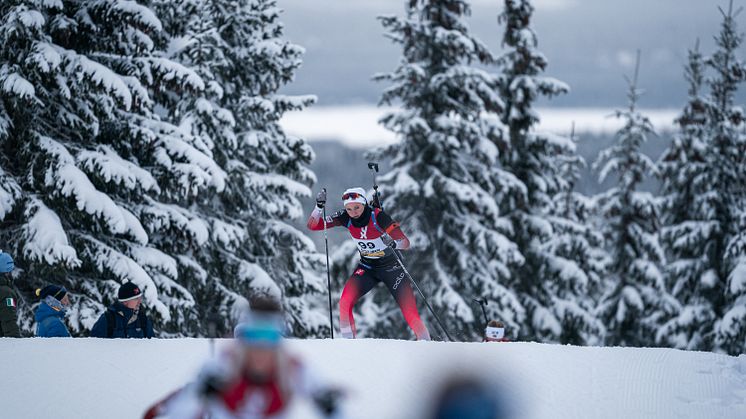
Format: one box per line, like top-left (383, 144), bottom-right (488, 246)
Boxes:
top-left (485, 326), bottom-right (505, 340)
top-left (342, 187), bottom-right (367, 207)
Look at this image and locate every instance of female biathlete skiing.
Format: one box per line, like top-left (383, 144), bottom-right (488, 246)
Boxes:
top-left (307, 187), bottom-right (430, 341)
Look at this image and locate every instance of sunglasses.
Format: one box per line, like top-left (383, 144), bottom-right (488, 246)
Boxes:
top-left (342, 192), bottom-right (363, 200)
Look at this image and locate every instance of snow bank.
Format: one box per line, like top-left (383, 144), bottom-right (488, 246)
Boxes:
top-left (0, 338), bottom-right (743, 419)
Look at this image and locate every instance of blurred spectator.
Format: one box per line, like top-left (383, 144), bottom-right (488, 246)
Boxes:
top-left (90, 282), bottom-right (154, 338)
top-left (0, 251), bottom-right (19, 337)
top-left (145, 296), bottom-right (343, 419)
top-left (428, 375), bottom-right (507, 419)
top-left (484, 320), bottom-right (510, 343)
top-left (35, 285), bottom-right (71, 337)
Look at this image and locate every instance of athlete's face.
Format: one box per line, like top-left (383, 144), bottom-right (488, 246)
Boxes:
top-left (345, 203), bottom-right (365, 219)
top-left (243, 347), bottom-right (279, 382)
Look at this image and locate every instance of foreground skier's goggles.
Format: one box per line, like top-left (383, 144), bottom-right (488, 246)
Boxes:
top-left (342, 192), bottom-right (362, 200)
top-left (236, 326), bottom-right (282, 347)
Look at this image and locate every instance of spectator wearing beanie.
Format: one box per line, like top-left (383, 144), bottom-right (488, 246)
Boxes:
top-left (35, 285), bottom-right (71, 338)
top-left (0, 251), bottom-right (20, 337)
top-left (90, 282), bottom-right (154, 338)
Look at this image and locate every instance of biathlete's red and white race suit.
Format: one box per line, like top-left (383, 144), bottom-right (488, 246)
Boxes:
top-left (307, 194), bottom-right (430, 341)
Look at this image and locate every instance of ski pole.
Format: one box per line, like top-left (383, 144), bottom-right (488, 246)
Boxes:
top-left (368, 161), bottom-right (400, 261)
top-left (367, 162), bottom-right (453, 341)
top-left (474, 298), bottom-right (489, 330)
top-left (207, 314), bottom-right (217, 357)
top-left (368, 162), bottom-right (381, 209)
top-left (321, 189), bottom-right (334, 339)
top-left (390, 250), bottom-right (454, 341)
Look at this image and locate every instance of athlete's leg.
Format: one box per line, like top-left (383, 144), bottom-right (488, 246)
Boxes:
top-left (377, 264), bottom-right (431, 340)
top-left (339, 265), bottom-right (378, 338)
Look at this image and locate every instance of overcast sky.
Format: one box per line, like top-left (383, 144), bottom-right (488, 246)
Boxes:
top-left (277, 0), bottom-right (737, 108)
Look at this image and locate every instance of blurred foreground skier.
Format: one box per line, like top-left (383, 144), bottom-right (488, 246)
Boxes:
top-left (307, 187), bottom-right (430, 340)
top-left (144, 296), bottom-right (343, 419)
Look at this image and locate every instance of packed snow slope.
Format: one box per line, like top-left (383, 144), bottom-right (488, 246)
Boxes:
top-left (1, 338), bottom-right (744, 419)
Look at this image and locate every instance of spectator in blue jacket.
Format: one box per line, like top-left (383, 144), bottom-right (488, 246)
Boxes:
top-left (90, 282), bottom-right (154, 338)
top-left (35, 285), bottom-right (71, 337)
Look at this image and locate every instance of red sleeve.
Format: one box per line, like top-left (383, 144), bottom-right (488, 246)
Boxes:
top-left (307, 207), bottom-right (346, 231)
top-left (387, 224), bottom-right (410, 249)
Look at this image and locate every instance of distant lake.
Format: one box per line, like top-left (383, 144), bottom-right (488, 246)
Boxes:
top-left (281, 105), bottom-right (678, 148)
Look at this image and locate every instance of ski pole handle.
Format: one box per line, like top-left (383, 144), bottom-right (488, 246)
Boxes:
top-left (367, 162), bottom-right (382, 209)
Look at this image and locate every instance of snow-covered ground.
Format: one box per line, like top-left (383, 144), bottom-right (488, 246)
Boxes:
top-left (280, 105), bottom-right (679, 147)
top-left (1, 338), bottom-right (744, 419)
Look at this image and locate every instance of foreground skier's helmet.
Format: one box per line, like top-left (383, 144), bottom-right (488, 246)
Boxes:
top-left (234, 296), bottom-right (285, 348)
top-left (342, 187), bottom-right (367, 207)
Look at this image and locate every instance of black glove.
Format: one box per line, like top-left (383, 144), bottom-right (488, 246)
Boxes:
top-left (312, 388), bottom-right (344, 416)
top-left (199, 374), bottom-right (225, 396)
top-left (371, 192), bottom-right (382, 209)
top-left (316, 189), bottom-right (327, 208)
top-left (196, 364), bottom-right (231, 397)
top-left (387, 240), bottom-right (397, 249)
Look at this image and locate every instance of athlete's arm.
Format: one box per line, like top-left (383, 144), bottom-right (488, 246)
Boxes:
top-left (377, 211), bottom-right (410, 250)
top-left (307, 207), bottom-right (346, 231)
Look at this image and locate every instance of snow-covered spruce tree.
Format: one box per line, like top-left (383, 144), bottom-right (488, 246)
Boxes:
top-left (707, 2), bottom-right (746, 355)
top-left (656, 42), bottom-right (719, 351)
top-left (592, 56), bottom-right (668, 347)
top-left (363, 0), bottom-right (526, 340)
top-left (549, 128), bottom-right (609, 345)
top-left (0, 0), bottom-right (224, 335)
top-left (496, 0), bottom-right (599, 343)
top-left (152, 0), bottom-right (327, 337)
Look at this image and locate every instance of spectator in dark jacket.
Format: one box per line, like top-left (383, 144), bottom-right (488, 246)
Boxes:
top-left (90, 282), bottom-right (154, 338)
top-left (0, 252), bottom-right (20, 338)
top-left (35, 285), bottom-right (71, 337)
